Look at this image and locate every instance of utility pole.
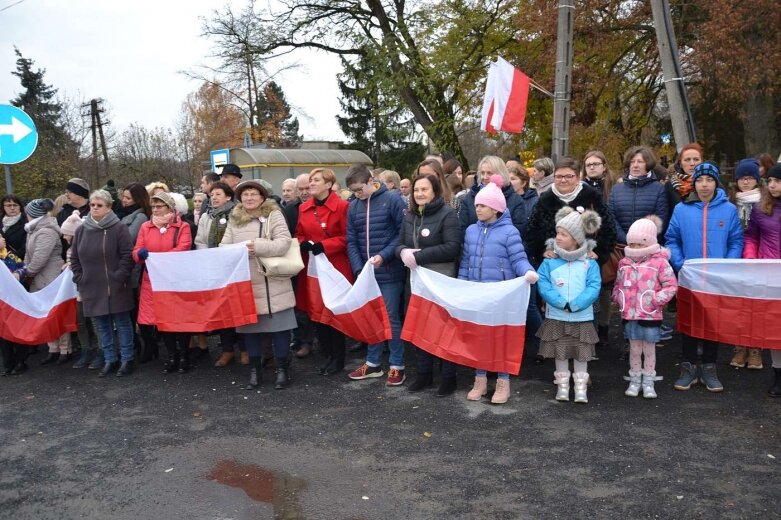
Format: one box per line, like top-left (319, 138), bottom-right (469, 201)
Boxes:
top-left (551, 0), bottom-right (574, 162)
top-left (650, 0), bottom-right (696, 151)
top-left (82, 99), bottom-right (110, 186)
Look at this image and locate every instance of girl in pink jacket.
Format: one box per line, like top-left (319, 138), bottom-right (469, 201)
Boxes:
top-left (612, 216), bottom-right (677, 398)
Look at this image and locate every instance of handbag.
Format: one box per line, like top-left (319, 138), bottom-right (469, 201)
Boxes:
top-left (254, 216), bottom-right (304, 278)
top-left (600, 244), bottom-right (625, 284)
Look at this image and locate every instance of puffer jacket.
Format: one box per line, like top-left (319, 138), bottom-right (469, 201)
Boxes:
top-left (121, 208), bottom-right (148, 288)
top-left (537, 247), bottom-right (601, 323)
top-left (346, 183), bottom-right (406, 284)
top-left (743, 201), bottom-right (781, 259)
top-left (612, 247), bottom-right (677, 321)
top-left (132, 214), bottom-right (192, 325)
top-left (518, 189), bottom-right (539, 236)
top-left (396, 197), bottom-right (461, 278)
top-left (24, 216), bottom-right (63, 292)
top-left (458, 182), bottom-right (528, 238)
top-left (458, 210), bottom-right (533, 282)
top-left (664, 188), bottom-right (744, 271)
top-left (608, 172), bottom-right (668, 244)
top-left (524, 183), bottom-right (617, 267)
top-left (220, 200), bottom-right (296, 316)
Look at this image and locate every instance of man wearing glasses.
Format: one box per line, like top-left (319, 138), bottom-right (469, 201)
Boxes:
top-left (344, 163), bottom-right (407, 386)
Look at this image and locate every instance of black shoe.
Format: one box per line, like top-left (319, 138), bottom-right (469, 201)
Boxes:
top-left (116, 361), bottom-right (134, 377)
top-left (770, 368), bottom-right (781, 398)
top-left (138, 341), bottom-right (159, 364)
top-left (245, 367), bottom-right (260, 390)
top-left (98, 361), bottom-right (120, 378)
top-left (534, 354), bottom-right (546, 365)
top-left (162, 358), bottom-right (179, 374)
top-left (436, 377), bottom-right (457, 397)
top-left (274, 360), bottom-right (290, 390)
top-left (56, 353), bottom-right (73, 365)
top-left (318, 356), bottom-right (333, 375)
top-left (408, 372), bottom-right (434, 392)
top-left (597, 325), bottom-right (609, 348)
top-left (324, 348), bottom-right (345, 375)
top-left (39, 353), bottom-right (60, 365)
top-left (9, 363), bottom-right (27, 375)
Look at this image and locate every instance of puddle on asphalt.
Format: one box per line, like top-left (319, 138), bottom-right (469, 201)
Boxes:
top-left (207, 460), bottom-right (308, 519)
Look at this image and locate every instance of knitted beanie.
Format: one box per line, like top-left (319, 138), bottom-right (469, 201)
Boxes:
top-left (66, 178), bottom-right (90, 199)
top-left (25, 198), bottom-right (55, 219)
top-left (60, 210), bottom-right (84, 236)
top-left (692, 161), bottom-right (721, 185)
top-left (735, 159), bottom-right (760, 183)
top-left (767, 163), bottom-right (781, 182)
top-left (554, 206), bottom-right (601, 246)
top-left (626, 216), bottom-right (661, 247)
top-left (474, 175), bottom-right (506, 213)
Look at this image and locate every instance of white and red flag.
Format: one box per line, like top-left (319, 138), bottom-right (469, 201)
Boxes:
top-left (401, 267), bottom-right (529, 375)
top-left (146, 245), bottom-right (257, 332)
top-left (0, 267), bottom-right (77, 345)
top-left (677, 259), bottom-right (781, 349)
top-left (480, 57), bottom-right (531, 134)
top-left (306, 254), bottom-right (391, 344)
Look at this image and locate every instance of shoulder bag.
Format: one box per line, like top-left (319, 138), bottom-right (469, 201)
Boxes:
top-left (255, 215), bottom-right (304, 278)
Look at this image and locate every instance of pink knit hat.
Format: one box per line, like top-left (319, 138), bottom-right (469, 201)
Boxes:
top-left (474, 175), bottom-right (506, 213)
top-left (626, 216), bottom-right (660, 247)
top-left (60, 210), bottom-right (83, 237)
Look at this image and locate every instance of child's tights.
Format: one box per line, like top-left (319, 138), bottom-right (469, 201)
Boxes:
top-left (554, 359), bottom-right (588, 373)
top-left (629, 340), bottom-right (656, 372)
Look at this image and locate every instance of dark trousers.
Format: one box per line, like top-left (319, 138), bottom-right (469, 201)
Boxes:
top-left (315, 323), bottom-right (344, 360)
top-left (682, 334), bottom-right (719, 364)
top-left (1, 339), bottom-right (29, 370)
top-left (217, 328), bottom-right (245, 353)
top-left (243, 331), bottom-right (290, 360)
top-left (161, 332), bottom-right (191, 359)
top-left (416, 347), bottom-right (457, 379)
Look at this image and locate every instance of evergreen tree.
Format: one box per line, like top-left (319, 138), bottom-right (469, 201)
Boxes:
top-left (255, 81), bottom-right (300, 147)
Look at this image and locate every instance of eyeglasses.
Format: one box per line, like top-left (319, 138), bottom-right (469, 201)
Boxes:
top-left (3, 203), bottom-right (19, 208)
top-left (90, 203), bottom-right (106, 208)
top-left (151, 204), bottom-right (168, 209)
top-left (350, 184), bottom-right (367, 194)
top-left (554, 174), bottom-right (577, 181)
top-left (585, 162), bottom-right (604, 168)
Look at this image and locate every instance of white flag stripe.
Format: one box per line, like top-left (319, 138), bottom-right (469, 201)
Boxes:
top-left (146, 244), bottom-right (250, 292)
top-left (0, 266), bottom-right (77, 318)
top-left (490, 57), bottom-right (517, 131)
top-left (679, 259), bottom-right (781, 300)
top-left (410, 267), bottom-right (529, 326)
top-left (310, 255), bottom-right (381, 314)
top-left (480, 61), bottom-right (498, 131)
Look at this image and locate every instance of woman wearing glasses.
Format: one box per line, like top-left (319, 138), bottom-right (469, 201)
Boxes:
top-left (70, 190), bottom-right (136, 377)
top-left (580, 151), bottom-right (615, 203)
top-left (1, 195), bottom-right (27, 259)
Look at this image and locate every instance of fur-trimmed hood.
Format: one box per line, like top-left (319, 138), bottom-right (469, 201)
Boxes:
top-left (229, 199), bottom-right (281, 226)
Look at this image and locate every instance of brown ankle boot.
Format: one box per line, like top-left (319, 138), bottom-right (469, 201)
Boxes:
top-left (214, 352), bottom-right (235, 367)
top-left (746, 348), bottom-right (763, 370)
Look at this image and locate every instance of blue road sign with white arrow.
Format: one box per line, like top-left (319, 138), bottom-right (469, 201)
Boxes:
top-left (0, 104), bottom-right (38, 165)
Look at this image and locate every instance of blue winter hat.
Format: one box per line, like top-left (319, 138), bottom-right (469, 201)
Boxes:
top-left (734, 159), bottom-right (760, 183)
top-left (692, 161), bottom-right (721, 186)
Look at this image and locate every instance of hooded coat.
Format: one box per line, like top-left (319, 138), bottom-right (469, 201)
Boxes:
top-left (458, 210), bottom-right (533, 282)
top-left (220, 200), bottom-right (296, 316)
top-left (458, 182), bottom-right (528, 237)
top-left (611, 247), bottom-right (677, 321)
top-left (70, 212), bottom-right (135, 317)
top-left (24, 216), bottom-right (63, 292)
top-left (743, 201), bottom-right (781, 259)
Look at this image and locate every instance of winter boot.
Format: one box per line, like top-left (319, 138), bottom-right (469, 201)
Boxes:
top-left (274, 358), bottom-right (290, 390)
top-left (162, 355), bottom-right (179, 374)
top-left (730, 347), bottom-right (748, 368)
top-left (325, 344), bottom-right (346, 375)
top-left (116, 360), bottom-right (134, 377)
top-left (467, 376), bottom-right (488, 401)
top-left (553, 371), bottom-right (571, 402)
top-left (39, 352), bottom-right (59, 365)
top-left (72, 348), bottom-right (94, 369)
top-left (177, 346), bottom-right (190, 374)
top-left (98, 361), bottom-right (119, 378)
top-left (746, 348), bottom-right (763, 370)
top-left (699, 363), bottom-right (723, 392)
top-left (245, 357), bottom-right (262, 390)
top-left (436, 377), bottom-right (457, 397)
top-left (573, 372), bottom-right (589, 403)
top-left (674, 362), bottom-right (699, 391)
top-left (88, 349), bottom-right (105, 370)
top-left (138, 334), bottom-right (159, 364)
top-left (408, 372), bottom-right (434, 392)
top-left (491, 378), bottom-right (511, 404)
top-left (769, 368), bottom-right (781, 398)
top-left (624, 371), bottom-right (642, 397)
top-left (642, 371), bottom-right (659, 399)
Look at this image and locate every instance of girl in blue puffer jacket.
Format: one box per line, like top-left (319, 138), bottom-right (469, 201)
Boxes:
top-left (459, 176), bottom-right (538, 404)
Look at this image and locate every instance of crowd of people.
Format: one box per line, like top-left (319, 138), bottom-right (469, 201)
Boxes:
top-left (1, 146), bottom-right (780, 403)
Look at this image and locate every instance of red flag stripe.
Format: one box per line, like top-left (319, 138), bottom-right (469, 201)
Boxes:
top-left (501, 69), bottom-right (530, 133)
top-left (153, 280), bottom-right (257, 332)
top-left (0, 298), bottom-right (77, 345)
top-left (401, 294), bottom-right (525, 374)
top-left (677, 286), bottom-right (781, 350)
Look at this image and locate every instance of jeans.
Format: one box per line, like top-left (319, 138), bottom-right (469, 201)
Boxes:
top-left (476, 369), bottom-right (509, 380)
top-left (243, 331), bottom-right (290, 360)
top-left (525, 284), bottom-right (543, 352)
top-left (416, 348), bottom-right (456, 379)
top-left (367, 281), bottom-right (404, 369)
top-left (94, 312), bottom-right (135, 363)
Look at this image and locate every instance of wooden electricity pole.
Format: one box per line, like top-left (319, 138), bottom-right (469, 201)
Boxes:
top-left (551, 0), bottom-right (574, 162)
top-left (83, 98), bottom-right (110, 185)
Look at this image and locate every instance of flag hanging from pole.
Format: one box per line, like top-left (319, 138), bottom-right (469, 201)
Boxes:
top-left (677, 259), bottom-right (781, 349)
top-left (306, 254), bottom-right (391, 345)
top-left (0, 267), bottom-right (77, 345)
top-left (401, 267), bottom-right (529, 375)
top-left (481, 57), bottom-right (531, 134)
top-left (146, 245), bottom-right (257, 332)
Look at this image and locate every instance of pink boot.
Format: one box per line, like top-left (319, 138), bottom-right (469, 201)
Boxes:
top-left (467, 376), bottom-right (487, 401)
top-left (491, 378), bottom-right (511, 404)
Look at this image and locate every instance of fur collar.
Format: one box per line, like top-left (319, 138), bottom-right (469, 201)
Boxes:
top-left (230, 199), bottom-right (280, 226)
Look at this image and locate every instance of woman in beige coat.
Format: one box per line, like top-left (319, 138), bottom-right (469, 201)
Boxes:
top-left (22, 199), bottom-right (69, 364)
top-left (221, 180), bottom-right (297, 389)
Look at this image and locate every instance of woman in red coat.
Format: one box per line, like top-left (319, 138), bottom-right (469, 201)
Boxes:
top-left (295, 168), bottom-right (352, 375)
top-left (132, 192), bottom-right (193, 373)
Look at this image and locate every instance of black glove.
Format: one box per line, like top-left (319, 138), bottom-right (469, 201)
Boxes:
top-left (300, 241), bottom-right (314, 253)
top-left (311, 242), bottom-right (325, 256)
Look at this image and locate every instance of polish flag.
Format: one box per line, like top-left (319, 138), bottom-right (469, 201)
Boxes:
top-left (146, 244), bottom-right (257, 332)
top-left (0, 267), bottom-right (77, 345)
top-left (401, 267), bottom-right (529, 374)
top-left (306, 254), bottom-right (391, 344)
top-left (677, 259), bottom-right (781, 349)
top-left (480, 57), bottom-right (531, 134)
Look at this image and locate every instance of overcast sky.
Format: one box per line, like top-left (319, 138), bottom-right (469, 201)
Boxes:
top-left (0, 0), bottom-right (346, 141)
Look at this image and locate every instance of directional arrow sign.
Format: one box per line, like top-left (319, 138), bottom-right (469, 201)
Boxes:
top-left (0, 105), bottom-right (38, 164)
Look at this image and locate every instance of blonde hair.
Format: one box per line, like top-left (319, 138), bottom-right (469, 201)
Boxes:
top-left (478, 155), bottom-right (510, 186)
top-left (145, 181), bottom-right (169, 195)
top-left (380, 170), bottom-right (401, 188)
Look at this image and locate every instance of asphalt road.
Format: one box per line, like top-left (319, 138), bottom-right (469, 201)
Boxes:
top-left (1, 325), bottom-right (779, 520)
